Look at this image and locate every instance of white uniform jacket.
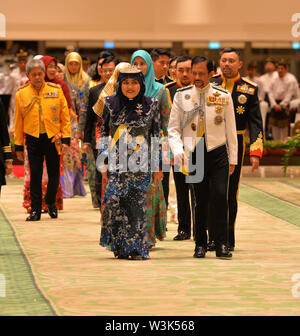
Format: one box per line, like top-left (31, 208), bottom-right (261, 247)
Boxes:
top-left (168, 83), bottom-right (238, 166)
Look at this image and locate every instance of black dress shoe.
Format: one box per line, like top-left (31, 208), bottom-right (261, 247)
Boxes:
top-left (47, 204), bottom-right (58, 219)
top-left (26, 211), bottom-right (41, 221)
top-left (173, 231), bottom-right (191, 241)
top-left (228, 245), bottom-right (235, 252)
top-left (193, 246), bottom-right (206, 258)
top-left (207, 240), bottom-right (216, 251)
top-left (216, 244), bottom-right (232, 259)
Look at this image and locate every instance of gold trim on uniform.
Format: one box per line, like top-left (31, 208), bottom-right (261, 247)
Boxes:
top-left (236, 106), bottom-right (245, 115)
top-left (237, 130), bottom-right (246, 135)
top-left (3, 145), bottom-right (12, 153)
top-left (249, 132), bottom-right (263, 153)
top-left (215, 115), bottom-right (223, 125)
top-left (238, 94), bottom-right (247, 104)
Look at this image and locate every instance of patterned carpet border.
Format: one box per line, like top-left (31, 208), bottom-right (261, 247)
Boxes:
top-left (0, 205), bottom-right (58, 316)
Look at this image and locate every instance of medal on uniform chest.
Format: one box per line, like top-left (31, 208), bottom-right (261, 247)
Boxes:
top-left (214, 115), bottom-right (223, 125)
top-left (238, 94), bottom-right (247, 104)
top-left (51, 104), bottom-right (58, 112)
top-left (236, 106), bottom-right (245, 115)
top-left (185, 94), bottom-right (191, 100)
top-left (53, 115), bottom-right (59, 122)
top-left (191, 123), bottom-right (197, 131)
top-left (215, 105), bottom-right (223, 114)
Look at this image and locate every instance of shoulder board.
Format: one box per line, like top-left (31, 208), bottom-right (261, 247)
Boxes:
top-left (47, 82), bottom-right (61, 89)
top-left (165, 81), bottom-right (177, 88)
top-left (177, 85), bottom-right (193, 92)
top-left (212, 85), bottom-right (229, 94)
top-left (17, 82), bottom-right (30, 91)
top-left (241, 77), bottom-right (258, 87)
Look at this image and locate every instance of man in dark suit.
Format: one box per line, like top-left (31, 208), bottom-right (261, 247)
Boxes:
top-left (151, 48), bottom-right (173, 84)
top-left (209, 48), bottom-right (263, 251)
top-left (83, 57), bottom-right (118, 208)
top-left (0, 98), bottom-right (13, 195)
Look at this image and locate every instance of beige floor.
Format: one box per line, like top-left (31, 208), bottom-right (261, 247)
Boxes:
top-left (0, 172), bottom-right (300, 316)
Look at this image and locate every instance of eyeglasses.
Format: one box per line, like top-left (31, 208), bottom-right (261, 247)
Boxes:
top-left (102, 69), bottom-right (114, 74)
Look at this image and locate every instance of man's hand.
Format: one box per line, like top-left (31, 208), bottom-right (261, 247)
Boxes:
top-left (250, 155), bottom-right (260, 172)
top-left (5, 161), bottom-right (13, 176)
top-left (83, 143), bottom-right (91, 154)
top-left (152, 171), bottom-right (163, 186)
top-left (16, 151), bottom-right (24, 162)
top-left (174, 153), bottom-right (188, 168)
top-left (229, 164), bottom-right (235, 175)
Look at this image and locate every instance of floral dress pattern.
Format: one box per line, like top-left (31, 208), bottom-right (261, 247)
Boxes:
top-left (146, 86), bottom-right (171, 247)
top-left (99, 95), bottom-right (161, 259)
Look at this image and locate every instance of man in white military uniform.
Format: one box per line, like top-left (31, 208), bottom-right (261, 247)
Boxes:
top-left (168, 56), bottom-right (238, 259)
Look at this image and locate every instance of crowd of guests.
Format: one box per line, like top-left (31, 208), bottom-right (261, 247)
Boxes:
top-left (0, 46), bottom-right (299, 261)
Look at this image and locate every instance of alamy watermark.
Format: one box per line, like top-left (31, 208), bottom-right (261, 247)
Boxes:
top-left (0, 273), bottom-right (5, 298)
top-left (96, 136), bottom-right (204, 183)
top-left (291, 13), bottom-right (300, 38)
top-left (0, 13), bottom-right (5, 37)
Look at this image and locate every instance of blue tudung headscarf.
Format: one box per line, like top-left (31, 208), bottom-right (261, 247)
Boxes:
top-left (130, 50), bottom-right (163, 98)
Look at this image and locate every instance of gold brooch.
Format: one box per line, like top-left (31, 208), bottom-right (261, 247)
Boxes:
top-left (236, 106), bottom-right (245, 115)
top-left (215, 105), bottom-right (223, 114)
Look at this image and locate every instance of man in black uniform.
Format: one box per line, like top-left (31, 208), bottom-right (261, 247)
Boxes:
top-left (209, 48), bottom-right (263, 251)
top-left (0, 98), bottom-right (13, 195)
top-left (166, 56), bottom-right (195, 240)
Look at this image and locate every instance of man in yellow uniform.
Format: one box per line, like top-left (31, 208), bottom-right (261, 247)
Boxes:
top-left (14, 59), bottom-right (71, 221)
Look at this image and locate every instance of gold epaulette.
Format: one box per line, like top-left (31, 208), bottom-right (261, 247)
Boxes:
top-left (17, 82), bottom-right (30, 91)
top-left (165, 81), bottom-right (177, 88)
top-left (242, 77), bottom-right (258, 87)
top-left (47, 82), bottom-right (61, 88)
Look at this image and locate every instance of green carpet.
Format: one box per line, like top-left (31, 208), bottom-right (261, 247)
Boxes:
top-left (239, 183), bottom-right (300, 228)
top-left (0, 207), bottom-right (56, 316)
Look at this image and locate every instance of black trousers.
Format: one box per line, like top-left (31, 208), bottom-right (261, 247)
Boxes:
top-left (26, 134), bottom-right (60, 212)
top-left (93, 148), bottom-right (102, 209)
top-left (208, 134), bottom-right (245, 247)
top-left (161, 171), bottom-right (169, 209)
top-left (172, 165), bottom-right (192, 236)
top-left (192, 143), bottom-right (229, 249)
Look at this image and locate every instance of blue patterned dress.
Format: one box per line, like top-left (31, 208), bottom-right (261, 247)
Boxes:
top-left (99, 95), bottom-right (161, 259)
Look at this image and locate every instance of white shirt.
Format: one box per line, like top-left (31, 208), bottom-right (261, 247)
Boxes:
top-left (260, 71), bottom-right (278, 93)
top-left (269, 73), bottom-right (295, 108)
